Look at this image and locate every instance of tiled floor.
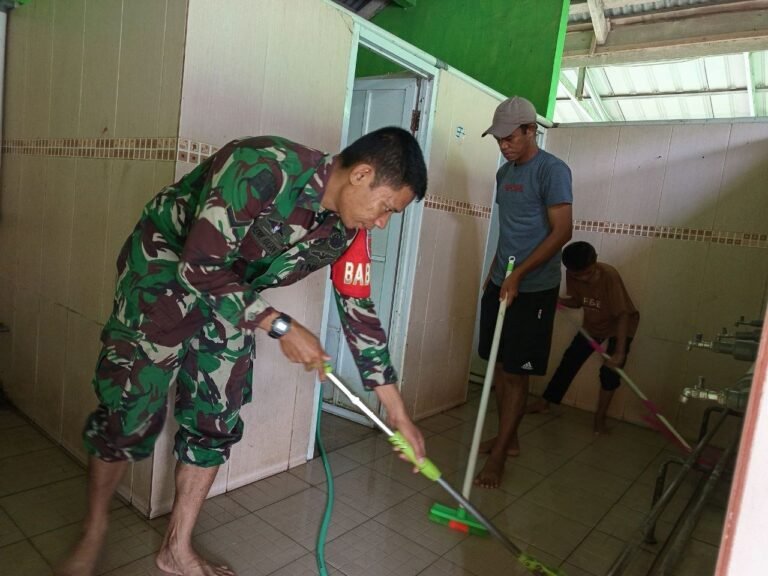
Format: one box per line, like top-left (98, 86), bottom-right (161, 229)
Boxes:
top-left (0, 387), bottom-right (728, 576)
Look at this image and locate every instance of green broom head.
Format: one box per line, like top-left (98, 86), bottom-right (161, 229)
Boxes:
top-left (520, 553), bottom-right (569, 576)
top-left (428, 502), bottom-right (489, 536)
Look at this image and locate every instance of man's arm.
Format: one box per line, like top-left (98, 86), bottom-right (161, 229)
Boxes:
top-left (605, 312), bottom-right (629, 369)
top-left (500, 202), bottom-right (573, 305)
top-left (374, 383), bottom-right (426, 463)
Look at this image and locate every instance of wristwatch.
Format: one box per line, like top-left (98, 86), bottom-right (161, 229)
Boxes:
top-left (268, 313), bottom-right (292, 339)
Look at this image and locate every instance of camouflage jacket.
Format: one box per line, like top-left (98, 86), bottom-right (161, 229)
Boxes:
top-left (135, 136), bottom-right (396, 388)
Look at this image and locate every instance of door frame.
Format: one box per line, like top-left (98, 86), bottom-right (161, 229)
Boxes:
top-left (308, 19), bottom-right (441, 454)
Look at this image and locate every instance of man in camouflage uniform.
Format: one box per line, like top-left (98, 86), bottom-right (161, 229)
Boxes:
top-left (58, 127), bottom-right (428, 576)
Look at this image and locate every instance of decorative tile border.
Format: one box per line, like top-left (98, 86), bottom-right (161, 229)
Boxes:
top-left (423, 195), bottom-right (492, 219)
top-left (575, 220), bottom-right (768, 248)
top-left (1, 137), bottom-right (219, 164)
top-left (176, 138), bottom-right (219, 164)
top-left (3, 138), bottom-right (766, 250)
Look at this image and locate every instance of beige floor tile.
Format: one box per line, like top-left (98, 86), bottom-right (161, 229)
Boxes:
top-left (523, 422), bottom-right (597, 458)
top-left (621, 547), bottom-right (659, 576)
top-left (511, 443), bottom-right (571, 476)
top-left (490, 499), bottom-right (592, 561)
top-left (417, 557), bottom-right (478, 575)
top-left (32, 507), bottom-right (162, 575)
top-left (0, 447), bottom-right (83, 497)
top-left (324, 519), bottom-right (437, 576)
top-left (317, 413), bottom-right (376, 453)
top-left (634, 449), bottom-right (689, 487)
top-left (418, 413), bottom-right (464, 434)
top-left (566, 530), bottom-right (626, 576)
top-left (100, 554), bottom-right (167, 575)
top-left (523, 480), bottom-right (617, 527)
top-left (442, 399), bottom-right (486, 423)
top-left (330, 467), bottom-right (415, 517)
top-left (148, 493), bottom-right (249, 537)
top-left (618, 476), bottom-right (701, 525)
top-left (334, 435), bottom-right (394, 465)
top-left (444, 534), bottom-right (559, 576)
top-left (227, 471), bottom-right (310, 512)
top-left (544, 460), bottom-right (633, 501)
top-left (0, 507), bottom-right (25, 547)
top-left (596, 504), bottom-right (675, 547)
top-left (430, 461), bottom-right (543, 502)
top-left (367, 452), bottom-right (435, 491)
top-left (288, 452), bottom-right (360, 486)
top-left (373, 493), bottom-right (468, 556)
top-left (256, 486), bottom-right (367, 551)
top-left (417, 435), bottom-right (471, 476)
top-left (0, 476), bottom-right (121, 537)
top-left (268, 552), bottom-right (344, 575)
top-left (193, 514), bottom-right (307, 575)
top-left (573, 441), bottom-right (662, 481)
top-left (0, 423), bottom-right (54, 459)
top-left (438, 417), bottom-right (498, 446)
top-left (596, 420), bottom-right (668, 450)
top-left (0, 539), bottom-right (53, 575)
top-left (0, 409), bottom-right (28, 430)
top-left (560, 562), bottom-right (598, 576)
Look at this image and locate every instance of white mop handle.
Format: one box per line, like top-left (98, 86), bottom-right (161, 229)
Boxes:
top-left (324, 370), bottom-right (394, 437)
top-left (461, 256), bottom-right (516, 500)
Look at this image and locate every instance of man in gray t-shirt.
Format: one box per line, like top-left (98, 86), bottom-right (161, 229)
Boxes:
top-left (476, 96), bottom-right (573, 489)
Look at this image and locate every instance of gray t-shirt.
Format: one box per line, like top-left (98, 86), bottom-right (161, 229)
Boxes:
top-left (490, 149), bottom-right (572, 292)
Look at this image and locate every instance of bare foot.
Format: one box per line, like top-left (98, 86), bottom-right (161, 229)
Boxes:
top-left (593, 418), bottom-right (609, 435)
top-left (479, 437), bottom-right (520, 457)
top-left (474, 456), bottom-right (505, 489)
top-left (525, 399), bottom-right (550, 414)
top-left (55, 527), bottom-right (106, 576)
top-left (156, 546), bottom-right (236, 576)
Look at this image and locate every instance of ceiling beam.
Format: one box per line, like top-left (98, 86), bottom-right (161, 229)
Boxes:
top-left (358, 0), bottom-right (391, 20)
top-left (556, 86), bottom-right (768, 102)
top-left (584, 68), bottom-right (615, 121)
top-left (569, 0), bottom-right (730, 18)
top-left (744, 52), bottom-right (758, 116)
top-left (559, 73), bottom-right (604, 121)
top-left (587, 0), bottom-right (611, 44)
top-left (564, 8), bottom-right (768, 67)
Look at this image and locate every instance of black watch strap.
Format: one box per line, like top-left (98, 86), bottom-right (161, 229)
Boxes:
top-left (268, 313), bottom-right (292, 339)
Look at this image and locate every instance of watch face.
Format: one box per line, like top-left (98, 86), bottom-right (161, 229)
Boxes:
top-left (274, 318), bottom-right (289, 333)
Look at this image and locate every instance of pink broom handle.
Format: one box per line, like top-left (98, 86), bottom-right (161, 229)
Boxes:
top-left (556, 303), bottom-right (691, 452)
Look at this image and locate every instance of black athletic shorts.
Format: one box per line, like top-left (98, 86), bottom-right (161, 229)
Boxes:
top-left (478, 283), bottom-right (559, 376)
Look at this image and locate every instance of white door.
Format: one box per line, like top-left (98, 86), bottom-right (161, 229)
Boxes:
top-left (323, 76), bottom-right (420, 424)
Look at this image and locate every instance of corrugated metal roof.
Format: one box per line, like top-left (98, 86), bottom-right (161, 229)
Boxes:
top-left (568, 0), bottom-right (724, 23)
top-left (555, 51), bottom-right (768, 122)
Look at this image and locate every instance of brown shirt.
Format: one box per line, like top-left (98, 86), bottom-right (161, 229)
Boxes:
top-left (565, 263), bottom-right (639, 339)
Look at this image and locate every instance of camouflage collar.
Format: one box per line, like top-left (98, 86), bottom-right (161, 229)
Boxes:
top-left (295, 154), bottom-right (335, 214)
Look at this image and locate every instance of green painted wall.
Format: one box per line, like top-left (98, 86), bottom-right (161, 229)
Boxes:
top-left (358, 0), bottom-right (570, 119)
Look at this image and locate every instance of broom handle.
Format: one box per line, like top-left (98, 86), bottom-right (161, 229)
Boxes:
top-left (562, 307), bottom-right (691, 452)
top-left (461, 256), bottom-right (516, 500)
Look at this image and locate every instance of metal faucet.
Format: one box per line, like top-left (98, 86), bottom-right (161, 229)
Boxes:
top-left (680, 375), bottom-right (752, 412)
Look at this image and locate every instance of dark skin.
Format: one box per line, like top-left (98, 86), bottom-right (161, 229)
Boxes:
top-left (475, 124), bottom-right (572, 489)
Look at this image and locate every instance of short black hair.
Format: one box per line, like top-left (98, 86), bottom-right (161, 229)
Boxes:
top-left (340, 127), bottom-right (427, 200)
top-left (562, 241), bottom-right (597, 271)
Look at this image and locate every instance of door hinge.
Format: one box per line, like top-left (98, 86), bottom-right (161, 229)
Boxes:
top-left (410, 109), bottom-right (421, 134)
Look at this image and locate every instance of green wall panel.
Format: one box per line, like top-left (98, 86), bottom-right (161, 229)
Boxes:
top-left (358, 0), bottom-right (570, 119)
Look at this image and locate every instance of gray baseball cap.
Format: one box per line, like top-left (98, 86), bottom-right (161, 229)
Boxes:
top-left (482, 96), bottom-right (538, 138)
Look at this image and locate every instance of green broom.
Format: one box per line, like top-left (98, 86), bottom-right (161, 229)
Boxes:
top-left (323, 362), bottom-right (565, 576)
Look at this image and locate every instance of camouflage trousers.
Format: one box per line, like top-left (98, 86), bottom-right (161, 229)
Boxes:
top-left (83, 302), bottom-right (255, 468)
